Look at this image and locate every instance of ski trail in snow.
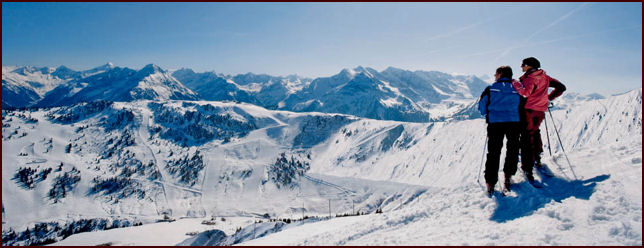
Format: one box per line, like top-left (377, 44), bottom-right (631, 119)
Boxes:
top-left (135, 108), bottom-right (170, 213)
top-left (352, 124), bottom-right (403, 148)
top-left (198, 149), bottom-right (208, 215)
top-left (135, 107), bottom-right (206, 209)
top-left (301, 174), bottom-right (356, 196)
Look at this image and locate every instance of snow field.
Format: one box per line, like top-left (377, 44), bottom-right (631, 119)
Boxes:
top-left (2, 88), bottom-right (641, 245)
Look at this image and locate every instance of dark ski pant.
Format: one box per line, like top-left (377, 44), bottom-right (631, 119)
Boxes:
top-left (520, 109), bottom-right (545, 174)
top-left (485, 122), bottom-right (521, 187)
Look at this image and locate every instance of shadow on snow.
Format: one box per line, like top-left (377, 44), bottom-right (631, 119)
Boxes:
top-left (490, 165), bottom-right (610, 223)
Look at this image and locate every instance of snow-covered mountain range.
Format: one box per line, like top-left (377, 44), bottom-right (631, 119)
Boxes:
top-left (4, 64), bottom-right (496, 122)
top-left (2, 82), bottom-right (641, 245)
top-left (171, 65), bottom-right (492, 122)
top-left (2, 64), bottom-right (198, 109)
top-left (5, 63), bottom-right (613, 123)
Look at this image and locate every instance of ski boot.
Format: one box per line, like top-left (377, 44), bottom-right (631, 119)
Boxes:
top-left (535, 155), bottom-right (543, 168)
top-left (524, 171), bottom-right (535, 183)
top-left (486, 183), bottom-right (494, 196)
top-left (504, 177), bottom-right (512, 192)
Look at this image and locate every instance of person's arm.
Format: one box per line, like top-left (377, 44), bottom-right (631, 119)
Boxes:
top-left (548, 76), bottom-right (566, 100)
top-left (512, 78), bottom-right (532, 98)
top-left (478, 87), bottom-right (490, 116)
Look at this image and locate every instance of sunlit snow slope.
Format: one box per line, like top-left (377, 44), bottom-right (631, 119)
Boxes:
top-left (2, 89), bottom-right (641, 246)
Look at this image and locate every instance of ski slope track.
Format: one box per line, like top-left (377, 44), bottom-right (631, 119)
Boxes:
top-left (2, 88), bottom-right (641, 246)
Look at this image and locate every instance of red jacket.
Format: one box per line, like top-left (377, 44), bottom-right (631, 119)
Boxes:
top-left (512, 69), bottom-right (566, 111)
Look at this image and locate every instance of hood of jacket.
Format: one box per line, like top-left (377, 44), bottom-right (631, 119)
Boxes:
top-left (521, 68), bottom-right (544, 81)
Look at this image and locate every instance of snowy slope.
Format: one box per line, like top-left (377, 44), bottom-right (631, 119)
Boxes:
top-left (2, 66), bottom-right (67, 97)
top-left (279, 66), bottom-right (488, 122)
top-left (2, 66), bottom-right (68, 108)
top-left (215, 88), bottom-right (643, 245)
top-left (1, 99), bottom-right (426, 245)
top-left (2, 88), bottom-right (641, 246)
top-left (308, 89), bottom-right (641, 187)
top-left (1, 64), bottom-right (122, 109)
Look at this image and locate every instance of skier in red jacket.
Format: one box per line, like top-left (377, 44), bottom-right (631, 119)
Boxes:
top-left (512, 57), bottom-right (566, 182)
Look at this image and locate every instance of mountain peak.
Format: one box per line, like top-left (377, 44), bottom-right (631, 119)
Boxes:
top-left (52, 65), bottom-right (79, 79)
top-left (139, 64), bottom-right (165, 74)
top-left (8, 66), bottom-right (55, 75)
top-left (339, 66), bottom-right (366, 77)
top-left (12, 66), bottom-right (40, 75)
top-left (173, 68), bottom-right (196, 77)
top-left (42, 67), bottom-right (56, 74)
top-left (383, 66), bottom-right (404, 72)
top-left (99, 62), bottom-right (115, 70)
top-left (175, 68), bottom-right (195, 73)
top-left (56, 65), bottom-right (72, 71)
top-left (346, 66), bottom-right (377, 78)
top-left (339, 68), bottom-right (356, 77)
top-left (87, 63), bottom-right (116, 72)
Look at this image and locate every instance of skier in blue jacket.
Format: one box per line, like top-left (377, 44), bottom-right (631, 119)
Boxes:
top-left (478, 66), bottom-right (522, 195)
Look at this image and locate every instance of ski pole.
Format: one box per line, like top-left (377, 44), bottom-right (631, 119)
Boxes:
top-left (544, 109), bottom-right (553, 156)
top-left (545, 106), bottom-right (570, 180)
top-left (477, 136), bottom-right (487, 186)
top-left (545, 103), bottom-right (570, 179)
top-left (547, 107), bottom-right (578, 180)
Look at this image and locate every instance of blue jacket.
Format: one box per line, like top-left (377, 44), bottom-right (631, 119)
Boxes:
top-left (478, 78), bottom-right (521, 123)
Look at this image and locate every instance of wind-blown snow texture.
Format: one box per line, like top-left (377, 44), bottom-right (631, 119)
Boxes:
top-left (2, 63), bottom-right (641, 245)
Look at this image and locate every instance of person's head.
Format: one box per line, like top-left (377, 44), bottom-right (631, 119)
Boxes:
top-left (495, 66), bottom-right (513, 81)
top-left (521, 57), bottom-right (540, 72)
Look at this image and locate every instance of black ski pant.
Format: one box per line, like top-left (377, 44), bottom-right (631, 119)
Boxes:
top-left (520, 109), bottom-right (545, 175)
top-left (485, 122), bottom-right (521, 187)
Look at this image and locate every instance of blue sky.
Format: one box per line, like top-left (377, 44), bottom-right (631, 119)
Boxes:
top-left (2, 2), bottom-right (642, 95)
